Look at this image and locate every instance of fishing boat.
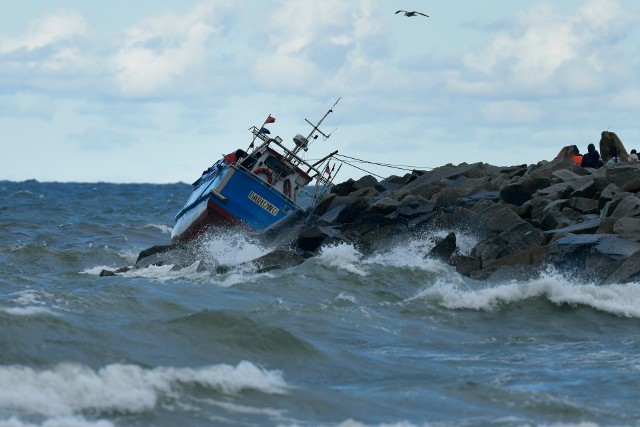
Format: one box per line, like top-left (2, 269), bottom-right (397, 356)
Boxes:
top-left (171, 99), bottom-right (341, 243)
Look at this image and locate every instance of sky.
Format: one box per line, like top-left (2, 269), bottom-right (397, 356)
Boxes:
top-left (1, 0), bottom-right (639, 183)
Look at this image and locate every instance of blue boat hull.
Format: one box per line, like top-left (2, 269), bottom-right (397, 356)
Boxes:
top-left (171, 164), bottom-right (301, 243)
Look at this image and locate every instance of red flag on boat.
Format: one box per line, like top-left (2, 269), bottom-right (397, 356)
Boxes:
top-left (325, 164), bottom-right (332, 178)
top-left (265, 115), bottom-right (276, 124)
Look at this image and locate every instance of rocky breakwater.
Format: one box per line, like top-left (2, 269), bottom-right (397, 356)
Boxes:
top-left (263, 159), bottom-right (640, 284)
top-left (111, 158), bottom-right (640, 285)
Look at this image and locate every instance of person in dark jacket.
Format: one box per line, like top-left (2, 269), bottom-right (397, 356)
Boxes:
top-left (580, 143), bottom-right (603, 169)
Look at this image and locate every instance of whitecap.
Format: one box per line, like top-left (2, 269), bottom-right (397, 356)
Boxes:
top-left (0, 416), bottom-right (114, 427)
top-left (0, 361), bottom-right (288, 418)
top-left (412, 268), bottom-right (640, 318)
top-left (318, 243), bottom-right (367, 276)
top-left (141, 224), bottom-right (172, 235)
top-left (0, 306), bottom-right (57, 317)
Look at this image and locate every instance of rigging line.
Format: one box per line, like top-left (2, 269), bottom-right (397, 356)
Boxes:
top-left (334, 154), bottom-right (434, 170)
top-left (334, 161), bottom-right (416, 172)
top-left (335, 159), bottom-right (386, 180)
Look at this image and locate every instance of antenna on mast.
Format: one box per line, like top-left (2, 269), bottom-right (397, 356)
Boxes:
top-left (290, 97), bottom-right (341, 158)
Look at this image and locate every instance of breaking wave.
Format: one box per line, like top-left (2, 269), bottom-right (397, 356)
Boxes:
top-left (0, 361), bottom-right (288, 418)
top-left (412, 268), bottom-right (640, 318)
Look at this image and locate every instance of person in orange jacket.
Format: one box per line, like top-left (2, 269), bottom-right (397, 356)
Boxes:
top-left (571, 145), bottom-right (583, 165)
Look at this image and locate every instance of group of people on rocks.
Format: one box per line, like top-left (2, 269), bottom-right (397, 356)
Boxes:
top-left (569, 144), bottom-right (638, 169)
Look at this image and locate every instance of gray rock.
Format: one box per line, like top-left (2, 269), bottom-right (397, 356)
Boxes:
top-left (611, 196), bottom-right (640, 218)
top-left (371, 197), bottom-right (400, 215)
top-left (484, 246), bottom-right (548, 270)
top-left (613, 217), bottom-right (640, 242)
top-left (544, 218), bottom-right (601, 236)
top-left (547, 233), bottom-right (640, 281)
top-left (500, 177), bottom-right (551, 206)
top-left (570, 197), bottom-right (599, 214)
top-left (297, 226), bottom-right (337, 252)
top-left (605, 250), bottom-right (640, 284)
top-left (450, 254), bottom-right (482, 275)
top-left (426, 232), bottom-right (457, 261)
top-left (250, 250), bottom-right (306, 273)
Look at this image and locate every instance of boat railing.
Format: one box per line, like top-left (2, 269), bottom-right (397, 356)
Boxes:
top-left (249, 127), bottom-right (336, 185)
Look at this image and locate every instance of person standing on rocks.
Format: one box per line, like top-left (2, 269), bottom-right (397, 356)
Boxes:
top-left (580, 143), bottom-right (603, 169)
top-left (606, 147), bottom-right (621, 166)
top-left (571, 145), bottom-right (583, 165)
top-left (628, 149), bottom-right (639, 162)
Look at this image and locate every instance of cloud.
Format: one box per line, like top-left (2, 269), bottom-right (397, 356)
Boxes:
top-left (251, 0), bottom-right (392, 93)
top-left (0, 10), bottom-right (90, 73)
top-left (0, 10), bottom-right (89, 54)
top-left (110, 0), bottom-right (236, 96)
top-left (453, 0), bottom-right (633, 96)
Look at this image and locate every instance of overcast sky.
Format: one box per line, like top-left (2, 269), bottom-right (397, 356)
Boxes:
top-left (1, 0), bottom-right (639, 183)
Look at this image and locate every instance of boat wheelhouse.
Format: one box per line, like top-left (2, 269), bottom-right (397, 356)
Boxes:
top-left (171, 100), bottom-right (341, 243)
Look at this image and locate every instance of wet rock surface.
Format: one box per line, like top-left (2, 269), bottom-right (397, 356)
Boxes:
top-left (104, 159), bottom-right (640, 284)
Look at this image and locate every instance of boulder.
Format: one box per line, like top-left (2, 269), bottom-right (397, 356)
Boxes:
top-left (471, 200), bottom-right (526, 233)
top-left (449, 254), bottom-right (482, 276)
top-left (250, 250), bottom-right (306, 273)
top-left (569, 197), bottom-right (599, 214)
top-left (544, 218), bottom-right (601, 236)
top-left (599, 131), bottom-right (628, 162)
top-left (395, 195), bottom-right (436, 219)
top-left (472, 222), bottom-right (545, 265)
top-left (484, 246), bottom-right (548, 270)
top-left (330, 175), bottom-right (379, 197)
top-left (426, 232), bottom-right (457, 261)
top-left (605, 250), bottom-right (640, 284)
top-left (604, 164), bottom-right (640, 187)
top-left (610, 196), bottom-right (640, 219)
top-left (500, 176), bottom-right (552, 206)
top-left (547, 234), bottom-right (640, 281)
top-left (613, 217), bottom-right (640, 242)
top-left (297, 226), bottom-right (339, 252)
top-left (371, 197), bottom-right (400, 215)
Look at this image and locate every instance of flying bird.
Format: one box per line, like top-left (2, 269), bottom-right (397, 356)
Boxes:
top-left (395, 10), bottom-right (429, 17)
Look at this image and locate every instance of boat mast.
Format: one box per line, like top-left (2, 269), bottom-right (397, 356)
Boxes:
top-left (289, 97), bottom-right (341, 159)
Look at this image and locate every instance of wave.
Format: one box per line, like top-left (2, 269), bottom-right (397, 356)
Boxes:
top-left (0, 416), bottom-right (115, 427)
top-left (140, 223), bottom-right (173, 235)
top-left (0, 361), bottom-right (288, 418)
top-left (0, 290), bottom-right (58, 317)
top-left (411, 268), bottom-right (640, 318)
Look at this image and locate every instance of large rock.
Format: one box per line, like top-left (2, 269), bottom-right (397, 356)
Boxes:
top-left (546, 234), bottom-right (640, 281)
top-left (426, 232), bottom-right (457, 261)
top-left (331, 175), bottom-right (379, 197)
top-left (297, 226), bottom-right (341, 253)
top-left (472, 222), bottom-right (545, 265)
top-left (500, 176), bottom-right (552, 206)
top-left (605, 250), bottom-right (640, 284)
top-left (613, 217), bottom-right (640, 242)
top-left (599, 131), bottom-right (628, 162)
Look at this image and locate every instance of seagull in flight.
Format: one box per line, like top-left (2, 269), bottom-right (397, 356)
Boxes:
top-left (395, 10), bottom-right (429, 17)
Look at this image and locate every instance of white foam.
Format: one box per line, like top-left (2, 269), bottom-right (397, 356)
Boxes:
top-left (80, 266), bottom-right (115, 276)
top-left (1, 291), bottom-right (57, 317)
top-left (141, 224), bottom-right (173, 235)
top-left (198, 231), bottom-right (268, 266)
top-left (116, 248), bottom-right (139, 264)
top-left (336, 420), bottom-right (420, 427)
top-left (318, 244), bottom-right (368, 276)
top-left (1, 306), bottom-right (57, 317)
top-left (0, 361), bottom-right (288, 418)
top-left (0, 416), bottom-right (114, 427)
top-left (362, 230), bottom-right (478, 273)
top-left (12, 290), bottom-right (47, 306)
top-left (412, 269), bottom-right (640, 318)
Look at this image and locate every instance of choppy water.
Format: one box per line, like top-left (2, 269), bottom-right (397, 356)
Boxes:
top-left (1, 180), bottom-right (640, 427)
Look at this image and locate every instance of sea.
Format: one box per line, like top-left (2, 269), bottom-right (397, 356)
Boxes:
top-left (1, 180), bottom-right (640, 427)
